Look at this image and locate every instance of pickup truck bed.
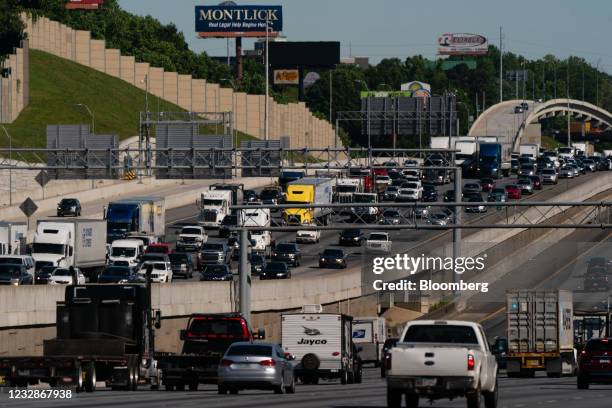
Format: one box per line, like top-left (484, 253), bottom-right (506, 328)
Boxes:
top-left (387, 320), bottom-right (498, 408)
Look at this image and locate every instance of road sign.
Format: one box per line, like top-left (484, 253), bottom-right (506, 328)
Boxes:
top-left (19, 197), bottom-right (38, 218)
top-left (35, 170), bottom-right (51, 188)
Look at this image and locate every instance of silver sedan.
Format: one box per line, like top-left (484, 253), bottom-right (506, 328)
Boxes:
top-left (218, 342), bottom-right (296, 394)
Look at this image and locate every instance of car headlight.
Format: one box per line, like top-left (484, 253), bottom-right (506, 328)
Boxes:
top-left (118, 279), bottom-right (128, 284)
top-left (320, 258), bottom-right (326, 262)
top-left (10, 278), bottom-right (19, 286)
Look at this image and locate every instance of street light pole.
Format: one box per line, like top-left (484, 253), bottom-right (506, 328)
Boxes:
top-left (1, 125), bottom-right (12, 206)
top-left (76, 103), bottom-right (95, 135)
top-left (567, 61), bottom-right (571, 147)
top-left (264, 19), bottom-right (270, 141)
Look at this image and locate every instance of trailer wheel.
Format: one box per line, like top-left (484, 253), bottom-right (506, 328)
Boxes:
top-left (130, 361), bottom-right (139, 391)
top-left (75, 363), bottom-right (84, 393)
top-left (84, 363), bottom-right (96, 393)
top-left (340, 369), bottom-right (348, 385)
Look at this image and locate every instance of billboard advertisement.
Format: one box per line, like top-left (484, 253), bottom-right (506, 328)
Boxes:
top-left (195, 5), bottom-right (282, 38)
top-left (401, 81), bottom-right (432, 97)
top-left (274, 69), bottom-right (299, 85)
top-left (438, 33), bottom-right (488, 56)
top-left (360, 91), bottom-right (411, 99)
top-left (269, 42), bottom-right (340, 68)
top-left (65, 0), bottom-right (103, 9)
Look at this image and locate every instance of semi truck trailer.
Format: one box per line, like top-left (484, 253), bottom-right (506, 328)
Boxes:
top-left (105, 197), bottom-right (165, 243)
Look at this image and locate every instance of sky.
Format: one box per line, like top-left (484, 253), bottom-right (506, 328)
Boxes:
top-left (118, 0), bottom-right (612, 72)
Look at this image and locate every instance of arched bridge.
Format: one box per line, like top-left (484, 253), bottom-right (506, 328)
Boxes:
top-left (469, 99), bottom-right (612, 151)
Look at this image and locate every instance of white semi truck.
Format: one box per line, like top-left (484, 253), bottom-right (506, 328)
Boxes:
top-left (197, 189), bottom-right (233, 228)
top-left (239, 206), bottom-right (273, 256)
top-left (32, 219), bottom-right (107, 281)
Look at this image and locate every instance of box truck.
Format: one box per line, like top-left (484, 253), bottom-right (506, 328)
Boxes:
top-left (506, 289), bottom-right (575, 377)
top-left (519, 143), bottom-right (540, 158)
top-left (283, 178), bottom-right (334, 225)
top-left (352, 317), bottom-right (386, 366)
top-left (572, 142), bottom-right (595, 157)
top-left (31, 219), bottom-right (107, 280)
top-left (105, 197), bottom-right (165, 243)
top-left (281, 308), bottom-right (362, 384)
top-left (0, 222), bottom-right (27, 255)
top-left (478, 142), bottom-right (511, 178)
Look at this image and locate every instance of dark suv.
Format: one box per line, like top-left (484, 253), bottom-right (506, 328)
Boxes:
top-left (271, 242), bottom-right (301, 267)
top-left (339, 229), bottom-right (365, 246)
top-left (169, 252), bottom-right (196, 278)
top-left (578, 338), bottom-right (612, 389)
top-left (57, 198), bottom-right (81, 217)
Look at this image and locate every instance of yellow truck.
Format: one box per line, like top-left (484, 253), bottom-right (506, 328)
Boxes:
top-left (283, 178), bottom-right (334, 225)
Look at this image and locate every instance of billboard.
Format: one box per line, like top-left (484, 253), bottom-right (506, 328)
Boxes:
top-left (401, 81), bottom-right (432, 98)
top-left (438, 33), bottom-right (488, 56)
top-left (274, 69), bottom-right (299, 85)
top-left (195, 5), bottom-right (282, 38)
top-left (360, 91), bottom-right (411, 99)
top-left (269, 42), bottom-right (340, 68)
top-left (65, 0), bottom-right (103, 9)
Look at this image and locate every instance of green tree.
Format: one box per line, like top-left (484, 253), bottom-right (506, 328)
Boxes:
top-left (0, 0), bottom-right (25, 59)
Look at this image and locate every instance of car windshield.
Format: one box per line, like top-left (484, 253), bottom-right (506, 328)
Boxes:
top-left (386, 186), bottom-right (398, 192)
top-left (276, 243), bottom-right (296, 252)
top-left (250, 255), bottom-right (264, 264)
top-left (322, 249), bottom-right (343, 257)
top-left (0, 258), bottom-right (22, 264)
top-left (403, 324), bottom-right (479, 344)
top-left (0, 265), bottom-right (21, 277)
top-left (585, 339), bottom-right (612, 352)
top-left (169, 254), bottom-right (189, 263)
top-left (468, 197), bottom-right (482, 202)
top-left (202, 243), bottom-right (224, 251)
top-left (102, 267), bottom-right (130, 277)
top-left (52, 269), bottom-right (72, 276)
top-left (506, 185), bottom-right (518, 189)
top-left (353, 194), bottom-right (376, 203)
top-left (266, 263), bottom-right (287, 272)
top-left (227, 345), bottom-right (272, 357)
top-left (181, 228), bottom-right (201, 235)
top-left (60, 199), bottom-right (77, 205)
top-left (465, 184), bottom-right (479, 189)
top-left (432, 214), bottom-right (446, 219)
top-left (147, 246), bottom-right (168, 254)
top-left (203, 265), bottom-right (228, 275)
top-left (369, 234), bottom-right (387, 241)
top-left (112, 247), bottom-right (136, 257)
top-left (404, 183), bottom-right (418, 189)
top-left (543, 169), bottom-right (555, 174)
top-left (342, 229), bottom-right (360, 236)
top-left (222, 216), bottom-right (237, 226)
top-left (383, 210), bottom-right (400, 217)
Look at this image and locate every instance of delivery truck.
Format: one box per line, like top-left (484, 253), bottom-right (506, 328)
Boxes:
top-left (31, 219), bottom-right (107, 280)
top-left (0, 222), bottom-right (26, 255)
top-left (478, 142), bottom-right (511, 178)
top-left (519, 143), bottom-right (540, 158)
top-left (105, 197), bottom-right (165, 243)
top-left (283, 178), bottom-right (334, 225)
top-left (352, 317), bottom-right (386, 366)
top-left (0, 284), bottom-right (162, 392)
top-left (572, 142), bottom-right (595, 157)
top-left (506, 289), bottom-right (576, 377)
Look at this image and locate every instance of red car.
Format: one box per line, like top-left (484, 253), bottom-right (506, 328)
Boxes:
top-left (529, 175), bottom-right (543, 190)
top-left (505, 184), bottom-right (522, 200)
top-left (145, 243), bottom-right (172, 255)
top-left (578, 338), bottom-right (612, 389)
top-left (480, 178), bottom-right (496, 192)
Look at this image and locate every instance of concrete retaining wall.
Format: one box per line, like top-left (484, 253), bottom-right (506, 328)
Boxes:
top-left (0, 40), bottom-right (29, 124)
top-left (21, 14), bottom-right (339, 149)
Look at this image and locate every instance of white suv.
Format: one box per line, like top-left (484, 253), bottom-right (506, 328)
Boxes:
top-left (138, 261), bottom-right (173, 283)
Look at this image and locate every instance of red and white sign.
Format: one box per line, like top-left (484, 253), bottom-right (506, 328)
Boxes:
top-left (438, 33), bottom-right (488, 56)
top-left (65, 0), bottom-right (104, 10)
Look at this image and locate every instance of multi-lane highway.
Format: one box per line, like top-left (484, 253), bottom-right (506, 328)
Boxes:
top-left (3, 369), bottom-right (612, 408)
top-left (163, 171), bottom-right (608, 280)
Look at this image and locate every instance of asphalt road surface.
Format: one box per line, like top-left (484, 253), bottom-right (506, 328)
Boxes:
top-left (2, 369), bottom-right (612, 408)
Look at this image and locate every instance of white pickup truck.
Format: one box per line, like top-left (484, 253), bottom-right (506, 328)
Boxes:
top-left (365, 232), bottom-right (392, 253)
top-left (386, 320), bottom-right (498, 408)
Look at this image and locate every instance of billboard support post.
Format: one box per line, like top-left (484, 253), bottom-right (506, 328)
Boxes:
top-left (236, 37), bottom-right (243, 81)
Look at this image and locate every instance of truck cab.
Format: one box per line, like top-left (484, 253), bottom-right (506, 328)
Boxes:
top-left (239, 208), bottom-right (273, 255)
top-left (156, 313), bottom-right (262, 389)
top-left (197, 190), bottom-right (232, 228)
top-left (32, 222), bottom-right (74, 269)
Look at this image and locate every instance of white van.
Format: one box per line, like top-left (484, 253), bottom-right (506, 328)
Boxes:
top-left (108, 239), bottom-right (145, 267)
top-left (352, 317), bottom-right (387, 365)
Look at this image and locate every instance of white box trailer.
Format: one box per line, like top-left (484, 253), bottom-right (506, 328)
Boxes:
top-left (281, 312), bottom-right (359, 384)
top-left (519, 143), bottom-right (540, 158)
top-left (352, 317), bottom-right (386, 365)
top-left (0, 222), bottom-right (27, 255)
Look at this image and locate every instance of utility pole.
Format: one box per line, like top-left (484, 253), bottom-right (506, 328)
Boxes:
top-left (1, 125), bottom-right (12, 206)
top-left (239, 229), bottom-right (251, 320)
top-left (596, 59), bottom-right (601, 106)
top-left (329, 70), bottom-right (333, 122)
top-left (264, 19), bottom-right (270, 141)
top-left (567, 61), bottom-right (571, 147)
top-left (499, 26), bottom-right (503, 103)
top-left (542, 65), bottom-right (545, 101)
